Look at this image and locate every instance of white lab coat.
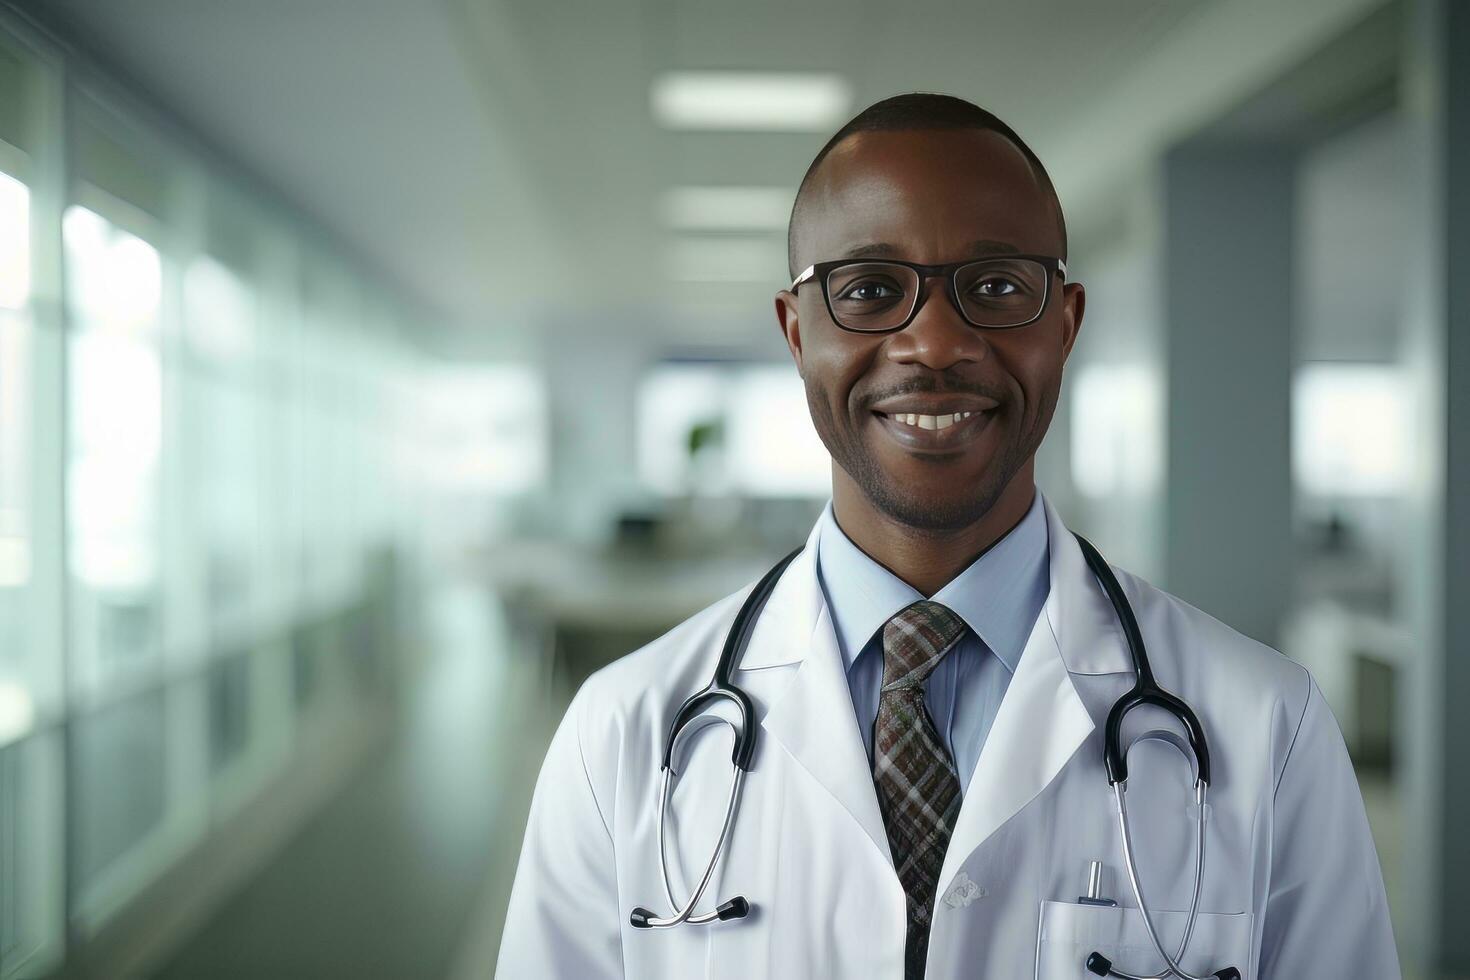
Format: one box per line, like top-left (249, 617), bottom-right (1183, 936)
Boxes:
top-left (497, 493), bottom-right (1399, 979)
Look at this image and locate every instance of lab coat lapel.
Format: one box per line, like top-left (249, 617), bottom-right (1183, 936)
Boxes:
top-left (753, 521), bottom-right (893, 869)
top-left (748, 493), bottom-right (1127, 887)
top-left (1043, 493), bottom-right (1134, 679)
top-left (936, 494), bottom-right (1102, 892)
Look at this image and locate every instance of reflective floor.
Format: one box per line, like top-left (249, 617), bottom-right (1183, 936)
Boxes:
top-left (147, 582), bottom-right (559, 980)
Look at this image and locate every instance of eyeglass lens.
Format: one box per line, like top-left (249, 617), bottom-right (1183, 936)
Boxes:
top-left (824, 258), bottom-right (1049, 331)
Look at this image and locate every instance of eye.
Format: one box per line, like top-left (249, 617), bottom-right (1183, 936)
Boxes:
top-left (970, 275), bottom-right (1020, 298)
top-left (836, 279), bottom-right (903, 301)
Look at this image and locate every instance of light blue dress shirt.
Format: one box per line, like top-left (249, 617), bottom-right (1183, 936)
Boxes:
top-left (814, 488), bottom-right (1051, 795)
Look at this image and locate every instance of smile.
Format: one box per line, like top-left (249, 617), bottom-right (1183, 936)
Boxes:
top-left (871, 408), bottom-right (996, 450)
top-left (881, 411), bottom-right (976, 430)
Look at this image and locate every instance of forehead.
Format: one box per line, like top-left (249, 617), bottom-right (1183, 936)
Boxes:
top-left (800, 128), bottom-right (1060, 263)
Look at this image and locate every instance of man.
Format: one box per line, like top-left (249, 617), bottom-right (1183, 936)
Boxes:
top-left (497, 93), bottom-right (1399, 979)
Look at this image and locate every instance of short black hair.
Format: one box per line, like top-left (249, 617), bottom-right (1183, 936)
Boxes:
top-left (786, 92), bottom-right (1067, 278)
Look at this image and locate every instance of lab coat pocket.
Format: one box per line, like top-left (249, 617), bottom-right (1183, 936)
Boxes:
top-left (1034, 900), bottom-right (1253, 980)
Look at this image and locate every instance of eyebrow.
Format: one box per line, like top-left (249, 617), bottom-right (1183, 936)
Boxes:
top-left (838, 239), bottom-right (1023, 260)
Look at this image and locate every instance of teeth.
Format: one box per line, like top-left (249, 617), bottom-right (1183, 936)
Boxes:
top-left (886, 411), bottom-right (978, 430)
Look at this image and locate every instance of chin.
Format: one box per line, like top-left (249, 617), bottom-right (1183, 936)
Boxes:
top-left (866, 475), bottom-right (1008, 533)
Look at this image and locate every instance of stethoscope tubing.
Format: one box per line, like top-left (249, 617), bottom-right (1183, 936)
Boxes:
top-left (638, 765), bottom-right (745, 928)
top-left (631, 761), bottom-right (747, 928)
top-left (1094, 780), bottom-right (1209, 979)
top-left (653, 717), bottom-right (746, 927)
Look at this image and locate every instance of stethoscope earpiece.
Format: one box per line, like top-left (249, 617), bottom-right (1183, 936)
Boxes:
top-left (715, 896), bottom-right (750, 921)
top-left (1088, 953), bottom-right (1240, 980)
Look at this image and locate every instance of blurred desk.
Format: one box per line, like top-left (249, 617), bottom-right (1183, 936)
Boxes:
top-left (1282, 598), bottom-right (1412, 770)
top-left (481, 541), bottom-right (783, 689)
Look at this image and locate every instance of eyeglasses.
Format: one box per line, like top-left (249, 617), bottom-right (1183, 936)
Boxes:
top-left (790, 255), bottom-right (1066, 333)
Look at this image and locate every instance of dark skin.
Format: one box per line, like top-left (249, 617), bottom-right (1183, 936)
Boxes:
top-left (775, 128), bottom-right (1086, 596)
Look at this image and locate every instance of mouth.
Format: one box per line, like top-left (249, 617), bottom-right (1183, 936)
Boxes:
top-left (870, 406), bottom-right (998, 452)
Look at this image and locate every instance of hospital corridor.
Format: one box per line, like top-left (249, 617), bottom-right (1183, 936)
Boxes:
top-left (0, 0), bottom-right (1467, 977)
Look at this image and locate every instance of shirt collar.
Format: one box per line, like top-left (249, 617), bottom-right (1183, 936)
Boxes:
top-left (814, 487), bottom-right (1051, 676)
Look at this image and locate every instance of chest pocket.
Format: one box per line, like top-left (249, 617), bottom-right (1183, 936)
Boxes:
top-left (1034, 900), bottom-right (1253, 980)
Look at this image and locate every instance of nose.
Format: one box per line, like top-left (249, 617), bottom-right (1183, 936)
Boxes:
top-left (886, 274), bottom-right (989, 370)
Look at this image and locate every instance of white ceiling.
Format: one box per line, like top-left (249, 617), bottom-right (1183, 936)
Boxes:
top-left (16, 0), bottom-right (1387, 347)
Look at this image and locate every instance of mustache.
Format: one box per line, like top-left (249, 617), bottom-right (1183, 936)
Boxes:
top-left (862, 375), bottom-right (1007, 408)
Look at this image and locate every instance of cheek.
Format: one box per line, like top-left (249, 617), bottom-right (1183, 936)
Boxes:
top-left (992, 329), bottom-right (1067, 411)
top-left (803, 332), bottom-right (879, 416)
top-left (799, 356), bottom-right (854, 443)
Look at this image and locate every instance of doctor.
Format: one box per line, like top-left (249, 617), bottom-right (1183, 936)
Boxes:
top-left (497, 93), bottom-right (1399, 978)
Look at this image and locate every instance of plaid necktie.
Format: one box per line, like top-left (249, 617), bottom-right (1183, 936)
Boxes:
top-left (873, 600), bottom-right (968, 980)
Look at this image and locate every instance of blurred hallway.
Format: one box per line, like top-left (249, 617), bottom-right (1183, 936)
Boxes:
top-left (3, 0), bottom-right (1469, 976)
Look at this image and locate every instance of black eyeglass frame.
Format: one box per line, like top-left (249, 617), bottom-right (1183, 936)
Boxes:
top-left (789, 255), bottom-right (1068, 333)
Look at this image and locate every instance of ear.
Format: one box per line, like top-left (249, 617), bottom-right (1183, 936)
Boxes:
top-left (1059, 282), bottom-right (1086, 362)
top-left (774, 289), bottom-right (804, 374)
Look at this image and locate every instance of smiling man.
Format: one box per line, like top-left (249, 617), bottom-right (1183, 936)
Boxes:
top-left (498, 94), bottom-right (1399, 979)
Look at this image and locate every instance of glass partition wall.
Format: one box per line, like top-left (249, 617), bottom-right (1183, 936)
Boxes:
top-left (0, 15), bottom-right (429, 979)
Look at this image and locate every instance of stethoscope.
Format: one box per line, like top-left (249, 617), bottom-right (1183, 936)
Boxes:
top-left (629, 533), bottom-right (1241, 980)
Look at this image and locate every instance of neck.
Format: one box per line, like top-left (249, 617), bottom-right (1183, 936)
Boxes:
top-left (830, 464), bottom-right (1037, 597)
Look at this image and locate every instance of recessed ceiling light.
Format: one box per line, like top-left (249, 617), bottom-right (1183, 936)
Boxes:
top-left (662, 186), bottom-right (795, 232)
top-left (651, 72), bottom-right (851, 131)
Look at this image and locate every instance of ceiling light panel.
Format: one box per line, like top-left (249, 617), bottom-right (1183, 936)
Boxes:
top-left (651, 72), bottom-right (851, 131)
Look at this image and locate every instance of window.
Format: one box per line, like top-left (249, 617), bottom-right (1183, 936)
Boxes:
top-left (1069, 362), bottom-right (1164, 500)
top-left (1292, 363), bottom-right (1410, 498)
top-left (63, 205), bottom-right (164, 690)
top-left (0, 174), bottom-right (30, 580)
top-left (637, 361), bottom-right (828, 498)
top-left (0, 169), bottom-right (34, 742)
top-left (0, 20), bottom-right (434, 970)
top-left (0, 168), bottom-right (27, 310)
top-left (416, 363), bottom-right (549, 497)
top-left (183, 256), bottom-right (261, 642)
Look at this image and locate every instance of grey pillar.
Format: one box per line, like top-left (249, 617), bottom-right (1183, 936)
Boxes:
top-left (1161, 145), bottom-right (1296, 647)
top-left (1401, 0), bottom-right (1470, 974)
